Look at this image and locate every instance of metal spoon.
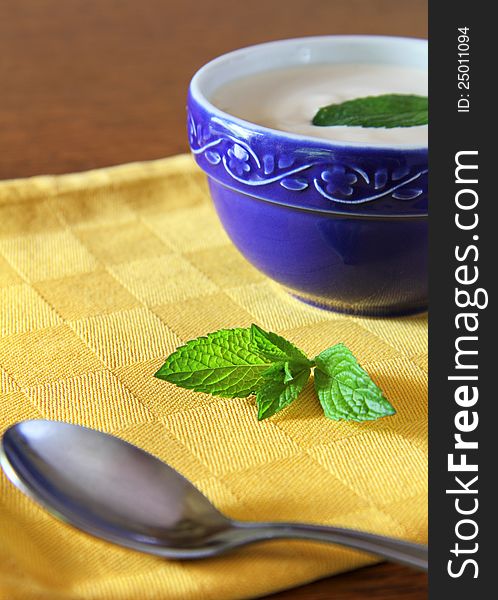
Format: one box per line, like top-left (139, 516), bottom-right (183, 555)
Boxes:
top-left (0, 420), bottom-right (427, 570)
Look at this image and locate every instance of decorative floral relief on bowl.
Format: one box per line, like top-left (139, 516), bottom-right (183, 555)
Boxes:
top-left (187, 103), bottom-right (428, 216)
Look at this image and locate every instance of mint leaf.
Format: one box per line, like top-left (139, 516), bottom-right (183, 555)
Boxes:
top-left (257, 362), bottom-right (311, 420)
top-left (155, 326), bottom-right (395, 423)
top-left (250, 324), bottom-right (310, 364)
top-left (312, 94), bottom-right (428, 128)
top-left (314, 344), bottom-right (395, 421)
top-left (154, 328), bottom-right (274, 398)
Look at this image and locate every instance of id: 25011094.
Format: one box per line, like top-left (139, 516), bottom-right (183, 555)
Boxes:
top-left (457, 27), bottom-right (470, 113)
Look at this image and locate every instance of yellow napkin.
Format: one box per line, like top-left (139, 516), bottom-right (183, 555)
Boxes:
top-left (0, 155), bottom-right (427, 600)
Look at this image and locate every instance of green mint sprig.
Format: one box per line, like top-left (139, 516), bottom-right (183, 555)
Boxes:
top-left (154, 325), bottom-right (395, 422)
top-left (312, 94), bottom-right (428, 128)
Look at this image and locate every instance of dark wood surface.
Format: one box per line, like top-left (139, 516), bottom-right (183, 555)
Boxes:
top-left (0, 1), bottom-right (428, 597)
top-left (268, 563), bottom-right (427, 599)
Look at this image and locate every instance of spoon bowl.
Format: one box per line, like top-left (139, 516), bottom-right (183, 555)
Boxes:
top-left (0, 420), bottom-right (235, 557)
top-left (1, 420), bottom-right (428, 568)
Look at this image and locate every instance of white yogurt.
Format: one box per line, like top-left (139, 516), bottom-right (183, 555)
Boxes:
top-left (210, 63), bottom-right (428, 146)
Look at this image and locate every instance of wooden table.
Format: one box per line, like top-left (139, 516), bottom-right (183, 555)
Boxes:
top-left (0, 1), bottom-right (428, 597)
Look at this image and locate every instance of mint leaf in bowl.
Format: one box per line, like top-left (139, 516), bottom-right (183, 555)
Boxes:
top-left (312, 94), bottom-right (428, 128)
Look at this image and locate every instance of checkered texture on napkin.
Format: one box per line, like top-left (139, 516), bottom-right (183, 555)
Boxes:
top-left (0, 155), bottom-right (427, 600)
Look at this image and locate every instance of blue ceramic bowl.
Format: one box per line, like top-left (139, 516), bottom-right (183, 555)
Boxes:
top-left (188, 36), bottom-right (428, 316)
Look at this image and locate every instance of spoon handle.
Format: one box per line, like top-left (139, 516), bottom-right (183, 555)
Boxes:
top-left (233, 521), bottom-right (427, 571)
